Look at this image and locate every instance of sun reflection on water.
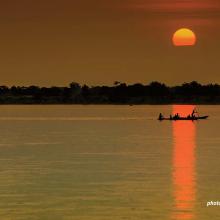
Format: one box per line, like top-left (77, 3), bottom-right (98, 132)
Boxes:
top-left (172, 105), bottom-right (196, 220)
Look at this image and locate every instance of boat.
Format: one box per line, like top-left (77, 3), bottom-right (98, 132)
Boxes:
top-left (158, 115), bottom-right (209, 121)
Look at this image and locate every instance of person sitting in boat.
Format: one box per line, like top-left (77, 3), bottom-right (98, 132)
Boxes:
top-left (173, 113), bottom-right (180, 119)
top-left (158, 113), bottom-right (164, 120)
top-left (191, 109), bottom-right (197, 118)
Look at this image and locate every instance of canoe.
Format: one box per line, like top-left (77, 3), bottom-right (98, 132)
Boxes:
top-left (158, 116), bottom-right (209, 121)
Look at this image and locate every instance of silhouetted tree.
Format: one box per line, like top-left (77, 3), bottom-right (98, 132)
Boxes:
top-left (0, 81), bottom-right (218, 104)
top-left (81, 85), bottom-right (90, 98)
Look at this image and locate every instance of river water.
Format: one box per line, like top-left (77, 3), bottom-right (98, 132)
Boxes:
top-left (0, 105), bottom-right (218, 220)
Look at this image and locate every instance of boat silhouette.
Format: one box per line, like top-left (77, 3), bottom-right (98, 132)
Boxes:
top-left (158, 109), bottom-right (208, 121)
top-left (158, 115), bottom-right (208, 121)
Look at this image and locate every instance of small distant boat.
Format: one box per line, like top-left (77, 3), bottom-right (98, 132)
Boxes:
top-left (158, 108), bottom-right (209, 121)
top-left (158, 115), bottom-right (209, 121)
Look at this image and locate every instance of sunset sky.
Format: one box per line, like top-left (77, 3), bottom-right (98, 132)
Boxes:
top-left (0, 0), bottom-right (220, 86)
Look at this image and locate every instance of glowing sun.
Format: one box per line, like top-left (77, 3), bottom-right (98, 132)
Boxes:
top-left (172, 28), bottom-right (196, 46)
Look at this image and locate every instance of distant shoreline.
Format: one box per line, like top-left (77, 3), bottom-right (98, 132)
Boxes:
top-left (0, 102), bottom-right (219, 105)
top-left (0, 81), bottom-right (219, 105)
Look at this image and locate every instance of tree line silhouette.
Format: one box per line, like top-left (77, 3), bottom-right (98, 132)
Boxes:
top-left (0, 81), bottom-right (219, 104)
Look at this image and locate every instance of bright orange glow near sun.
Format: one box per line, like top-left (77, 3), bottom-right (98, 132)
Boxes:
top-left (172, 28), bottom-right (196, 46)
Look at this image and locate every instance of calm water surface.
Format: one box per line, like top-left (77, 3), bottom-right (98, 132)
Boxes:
top-left (0, 105), bottom-right (219, 220)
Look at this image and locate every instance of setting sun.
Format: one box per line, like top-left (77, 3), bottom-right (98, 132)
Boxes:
top-left (172, 28), bottom-right (196, 46)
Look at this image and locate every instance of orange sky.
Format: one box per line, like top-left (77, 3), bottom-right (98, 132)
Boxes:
top-left (0, 0), bottom-right (220, 86)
